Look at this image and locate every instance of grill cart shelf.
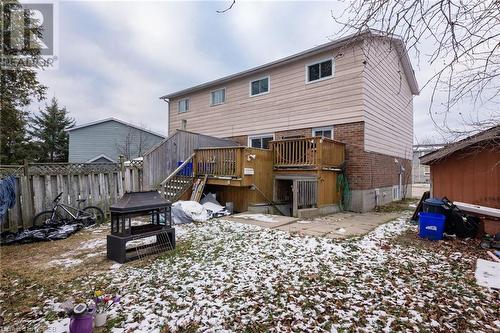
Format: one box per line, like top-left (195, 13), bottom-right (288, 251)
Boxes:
top-left (107, 191), bottom-right (175, 263)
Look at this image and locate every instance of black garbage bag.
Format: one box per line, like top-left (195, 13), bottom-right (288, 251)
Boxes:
top-left (1, 221), bottom-right (86, 245)
top-left (442, 197), bottom-right (479, 238)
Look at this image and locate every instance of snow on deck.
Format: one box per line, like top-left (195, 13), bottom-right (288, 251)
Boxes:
top-left (23, 214), bottom-right (499, 332)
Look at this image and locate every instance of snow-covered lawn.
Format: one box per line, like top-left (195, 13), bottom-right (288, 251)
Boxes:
top-left (7, 214), bottom-right (500, 332)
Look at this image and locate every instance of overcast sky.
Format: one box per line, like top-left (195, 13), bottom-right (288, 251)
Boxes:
top-left (34, 0), bottom-right (475, 144)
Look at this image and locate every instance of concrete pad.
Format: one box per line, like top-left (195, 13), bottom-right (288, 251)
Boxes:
top-left (275, 211), bottom-right (402, 239)
top-left (227, 213), bottom-right (298, 228)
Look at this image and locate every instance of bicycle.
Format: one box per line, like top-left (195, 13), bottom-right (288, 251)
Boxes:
top-left (32, 192), bottom-right (104, 227)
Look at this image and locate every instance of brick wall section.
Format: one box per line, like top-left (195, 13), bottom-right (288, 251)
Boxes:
top-left (227, 121), bottom-right (411, 191)
top-left (334, 122), bottom-right (411, 190)
top-left (227, 135), bottom-right (248, 146)
top-left (275, 128), bottom-right (312, 139)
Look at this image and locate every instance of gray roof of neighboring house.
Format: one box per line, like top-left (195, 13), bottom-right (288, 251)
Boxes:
top-left (68, 117), bottom-right (166, 139)
top-left (160, 29), bottom-right (419, 100)
top-left (420, 125), bottom-right (500, 164)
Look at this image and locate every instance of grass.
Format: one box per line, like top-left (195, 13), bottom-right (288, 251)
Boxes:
top-left (374, 198), bottom-right (417, 213)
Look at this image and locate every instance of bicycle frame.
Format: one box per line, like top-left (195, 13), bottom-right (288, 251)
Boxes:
top-left (52, 202), bottom-right (91, 220)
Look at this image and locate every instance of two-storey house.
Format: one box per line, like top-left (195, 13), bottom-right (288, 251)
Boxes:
top-left (160, 30), bottom-right (419, 212)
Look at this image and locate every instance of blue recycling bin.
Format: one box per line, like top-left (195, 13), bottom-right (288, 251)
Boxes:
top-left (418, 212), bottom-right (446, 240)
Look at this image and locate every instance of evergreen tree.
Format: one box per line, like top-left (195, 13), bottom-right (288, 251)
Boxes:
top-left (29, 98), bottom-right (75, 162)
top-left (0, 0), bottom-right (47, 164)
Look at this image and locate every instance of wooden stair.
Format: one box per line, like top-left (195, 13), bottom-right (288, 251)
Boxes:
top-left (161, 175), bottom-right (193, 202)
top-left (158, 153), bottom-right (195, 202)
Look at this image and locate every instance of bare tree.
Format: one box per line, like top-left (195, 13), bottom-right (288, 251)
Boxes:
top-left (332, 0), bottom-right (500, 139)
top-left (116, 126), bottom-right (153, 161)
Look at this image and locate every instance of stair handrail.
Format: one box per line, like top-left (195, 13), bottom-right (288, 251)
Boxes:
top-left (159, 152), bottom-right (196, 187)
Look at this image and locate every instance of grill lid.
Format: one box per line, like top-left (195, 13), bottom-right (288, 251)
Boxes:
top-left (110, 191), bottom-right (171, 213)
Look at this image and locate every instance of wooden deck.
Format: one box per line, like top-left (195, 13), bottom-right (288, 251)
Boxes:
top-left (270, 137), bottom-right (345, 169)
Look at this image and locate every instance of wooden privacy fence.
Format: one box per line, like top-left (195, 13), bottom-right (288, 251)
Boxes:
top-left (0, 160), bottom-right (143, 233)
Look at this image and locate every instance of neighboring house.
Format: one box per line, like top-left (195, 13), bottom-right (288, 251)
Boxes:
top-left (68, 118), bottom-right (165, 163)
top-left (412, 144), bottom-right (445, 183)
top-left (160, 30), bottom-right (419, 212)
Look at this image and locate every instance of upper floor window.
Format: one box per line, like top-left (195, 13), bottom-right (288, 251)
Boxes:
top-left (250, 76), bottom-right (270, 96)
top-left (307, 58), bottom-right (334, 83)
top-left (248, 134), bottom-right (274, 149)
top-left (178, 98), bottom-right (189, 113)
top-left (312, 127), bottom-right (333, 139)
top-left (210, 88), bottom-right (226, 106)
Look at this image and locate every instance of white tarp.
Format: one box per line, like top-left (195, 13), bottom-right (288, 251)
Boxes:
top-left (172, 201), bottom-right (210, 225)
top-left (475, 258), bottom-right (500, 289)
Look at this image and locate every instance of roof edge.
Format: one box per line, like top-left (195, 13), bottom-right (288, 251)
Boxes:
top-left (67, 117), bottom-right (166, 139)
top-left (420, 125), bottom-right (500, 164)
top-left (160, 29), bottom-right (419, 100)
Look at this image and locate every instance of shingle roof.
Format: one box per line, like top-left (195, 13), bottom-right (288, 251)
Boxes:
top-left (419, 125), bottom-right (500, 164)
top-left (67, 117), bottom-right (166, 139)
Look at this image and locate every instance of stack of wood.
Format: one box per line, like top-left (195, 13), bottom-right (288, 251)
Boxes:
top-left (190, 175), bottom-right (207, 202)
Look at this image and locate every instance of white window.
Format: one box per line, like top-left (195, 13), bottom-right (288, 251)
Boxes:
top-left (178, 98), bottom-right (189, 113)
top-left (312, 127), bottom-right (333, 139)
top-left (306, 58), bottom-right (334, 83)
top-left (181, 119), bottom-right (187, 130)
top-left (393, 186), bottom-right (400, 200)
top-left (248, 134), bottom-right (274, 149)
top-left (250, 76), bottom-right (270, 96)
top-left (210, 88), bottom-right (225, 106)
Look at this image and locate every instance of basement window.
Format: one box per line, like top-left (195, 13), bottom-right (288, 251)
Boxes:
top-left (250, 76), bottom-right (270, 96)
top-left (306, 58), bottom-right (334, 83)
top-left (248, 134), bottom-right (274, 149)
top-left (178, 98), bottom-right (189, 113)
top-left (312, 127), bottom-right (333, 139)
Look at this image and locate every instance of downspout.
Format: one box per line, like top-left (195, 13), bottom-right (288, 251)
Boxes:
top-left (160, 97), bottom-right (170, 136)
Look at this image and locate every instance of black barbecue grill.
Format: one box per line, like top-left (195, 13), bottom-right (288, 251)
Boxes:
top-left (107, 191), bottom-right (175, 263)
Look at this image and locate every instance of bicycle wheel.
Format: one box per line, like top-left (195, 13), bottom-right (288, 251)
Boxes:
top-left (33, 210), bottom-right (63, 226)
top-left (82, 206), bottom-right (104, 226)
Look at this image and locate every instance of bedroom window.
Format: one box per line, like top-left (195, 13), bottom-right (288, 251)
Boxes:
top-left (210, 88), bottom-right (226, 106)
top-left (178, 98), bottom-right (189, 113)
top-left (250, 76), bottom-right (270, 96)
top-left (307, 58), bottom-right (334, 83)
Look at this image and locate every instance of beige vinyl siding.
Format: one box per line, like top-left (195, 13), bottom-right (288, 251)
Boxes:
top-left (362, 38), bottom-right (414, 159)
top-left (169, 44), bottom-right (366, 138)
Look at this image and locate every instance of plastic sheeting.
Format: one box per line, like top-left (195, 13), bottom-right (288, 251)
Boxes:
top-left (172, 195), bottom-right (231, 225)
top-left (172, 201), bottom-right (211, 225)
top-left (1, 221), bottom-right (90, 245)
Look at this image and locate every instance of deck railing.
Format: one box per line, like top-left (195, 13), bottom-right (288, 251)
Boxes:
top-left (194, 147), bottom-right (244, 178)
top-left (270, 137), bottom-right (345, 169)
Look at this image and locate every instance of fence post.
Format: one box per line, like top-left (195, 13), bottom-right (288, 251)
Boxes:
top-left (21, 159), bottom-right (34, 229)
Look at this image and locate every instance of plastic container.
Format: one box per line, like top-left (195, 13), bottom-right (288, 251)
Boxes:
top-left (423, 198), bottom-right (447, 214)
top-left (418, 212), bottom-right (446, 240)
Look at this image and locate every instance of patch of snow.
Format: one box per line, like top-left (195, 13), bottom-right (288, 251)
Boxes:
top-left (18, 213), bottom-right (499, 333)
top-left (297, 220), bottom-right (311, 224)
top-left (110, 263), bottom-right (122, 271)
top-left (335, 228), bottom-right (346, 234)
top-left (235, 214), bottom-right (277, 223)
top-left (49, 258), bottom-right (83, 268)
top-left (44, 318), bottom-right (69, 333)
